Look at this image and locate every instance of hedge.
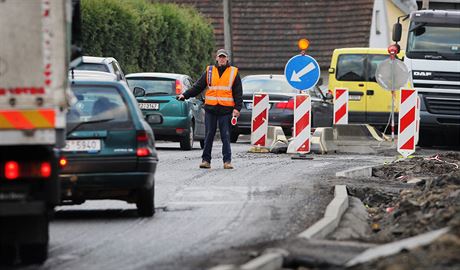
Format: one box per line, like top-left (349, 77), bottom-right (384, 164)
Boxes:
top-left (81, 0), bottom-right (215, 78)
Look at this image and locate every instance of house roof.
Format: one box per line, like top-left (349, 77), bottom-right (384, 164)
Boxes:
top-left (157, 0), bottom-right (374, 70)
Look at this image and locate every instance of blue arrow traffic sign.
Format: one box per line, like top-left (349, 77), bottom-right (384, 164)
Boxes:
top-left (284, 54), bottom-right (321, 91)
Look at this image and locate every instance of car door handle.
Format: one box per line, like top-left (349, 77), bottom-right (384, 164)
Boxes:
top-left (358, 83), bottom-right (365, 87)
top-left (366, 90), bottom-right (374, 95)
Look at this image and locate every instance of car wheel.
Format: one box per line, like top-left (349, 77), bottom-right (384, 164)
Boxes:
top-left (136, 186), bottom-right (155, 217)
top-left (180, 123), bottom-right (194, 150)
top-left (199, 140), bottom-right (205, 149)
top-left (20, 243), bottom-right (48, 264)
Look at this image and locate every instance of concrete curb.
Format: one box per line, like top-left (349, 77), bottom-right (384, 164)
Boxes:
top-left (298, 185), bottom-right (349, 239)
top-left (346, 227), bottom-right (450, 267)
top-left (208, 249), bottom-right (288, 270)
top-left (335, 166), bottom-right (373, 178)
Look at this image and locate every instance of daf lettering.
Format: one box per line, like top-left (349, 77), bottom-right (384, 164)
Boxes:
top-left (413, 71), bottom-right (432, 77)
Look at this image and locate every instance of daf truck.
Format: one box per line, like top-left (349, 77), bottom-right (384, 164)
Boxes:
top-left (393, 9), bottom-right (460, 146)
top-left (0, 0), bottom-right (74, 264)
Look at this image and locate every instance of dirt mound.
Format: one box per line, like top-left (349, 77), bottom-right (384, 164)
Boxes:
top-left (372, 152), bottom-right (460, 181)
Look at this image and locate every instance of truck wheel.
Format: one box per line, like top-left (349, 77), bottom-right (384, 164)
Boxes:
top-left (19, 243), bottom-right (48, 264)
top-left (180, 123), bottom-right (194, 150)
top-left (136, 186), bottom-right (155, 217)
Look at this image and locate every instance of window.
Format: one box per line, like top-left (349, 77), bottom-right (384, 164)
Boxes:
top-left (127, 77), bottom-right (176, 95)
top-left (74, 63), bottom-right (109, 73)
top-left (242, 78), bottom-right (297, 94)
top-left (336, 54), bottom-right (366, 81)
top-left (368, 54), bottom-right (388, 82)
top-left (408, 24), bottom-right (460, 54)
top-left (67, 86), bottom-right (132, 130)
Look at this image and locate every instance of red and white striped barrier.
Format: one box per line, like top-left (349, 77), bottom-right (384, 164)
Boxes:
top-left (398, 88), bottom-right (417, 158)
top-left (251, 93), bottom-right (269, 147)
top-left (415, 95), bottom-right (420, 146)
top-left (287, 94), bottom-right (311, 154)
top-left (334, 88), bottom-right (348, 125)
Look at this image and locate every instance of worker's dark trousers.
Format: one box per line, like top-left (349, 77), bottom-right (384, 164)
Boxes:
top-left (202, 111), bottom-right (232, 163)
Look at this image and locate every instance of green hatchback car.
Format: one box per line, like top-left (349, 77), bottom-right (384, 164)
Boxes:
top-left (126, 73), bottom-right (206, 150)
top-left (61, 71), bottom-right (160, 217)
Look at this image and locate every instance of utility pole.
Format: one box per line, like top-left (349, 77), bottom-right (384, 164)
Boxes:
top-left (223, 0), bottom-right (233, 62)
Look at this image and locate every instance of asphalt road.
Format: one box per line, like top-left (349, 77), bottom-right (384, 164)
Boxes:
top-left (12, 137), bottom-right (390, 270)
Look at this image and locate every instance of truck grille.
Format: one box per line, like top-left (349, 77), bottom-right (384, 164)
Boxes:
top-left (424, 93), bottom-right (460, 115)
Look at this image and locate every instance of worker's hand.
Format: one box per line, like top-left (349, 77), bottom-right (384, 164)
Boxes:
top-left (232, 109), bottom-right (240, 118)
top-left (176, 94), bottom-right (186, 101)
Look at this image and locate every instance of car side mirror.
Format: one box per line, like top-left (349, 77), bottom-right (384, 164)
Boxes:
top-left (146, 114), bottom-right (163, 124)
top-left (133, 87), bottom-right (145, 97)
top-left (328, 68), bottom-right (335, 74)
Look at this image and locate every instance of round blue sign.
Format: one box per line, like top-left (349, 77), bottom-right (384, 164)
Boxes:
top-left (284, 54), bottom-right (321, 91)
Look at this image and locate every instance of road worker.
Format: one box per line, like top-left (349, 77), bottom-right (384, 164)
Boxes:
top-left (178, 49), bottom-right (243, 169)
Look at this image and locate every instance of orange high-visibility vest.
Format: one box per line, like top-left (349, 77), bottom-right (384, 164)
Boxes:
top-left (205, 65), bottom-right (238, 107)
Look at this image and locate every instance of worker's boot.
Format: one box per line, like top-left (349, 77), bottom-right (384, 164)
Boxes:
top-left (199, 161), bottom-right (211, 169)
top-left (223, 162), bottom-right (234, 169)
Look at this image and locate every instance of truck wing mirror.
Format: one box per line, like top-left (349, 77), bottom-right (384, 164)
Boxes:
top-left (392, 22), bottom-right (402, 42)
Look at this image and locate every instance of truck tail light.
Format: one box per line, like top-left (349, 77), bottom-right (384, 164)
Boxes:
top-left (5, 161), bottom-right (19, 180)
top-left (175, 80), bottom-right (182, 95)
top-left (40, 162), bottom-right (52, 178)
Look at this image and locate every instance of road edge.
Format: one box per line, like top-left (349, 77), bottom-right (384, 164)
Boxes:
top-left (297, 185), bottom-right (349, 239)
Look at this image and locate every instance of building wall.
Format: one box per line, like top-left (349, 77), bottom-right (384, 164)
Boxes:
top-left (385, 0), bottom-right (411, 50)
top-left (370, 0), bottom-right (412, 50)
top-left (370, 0), bottom-right (390, 48)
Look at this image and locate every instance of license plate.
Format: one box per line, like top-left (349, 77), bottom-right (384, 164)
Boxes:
top-left (245, 102), bottom-right (253, 110)
top-left (63, 139), bottom-right (101, 152)
top-left (349, 95), bottom-right (361, 101)
top-left (139, 103), bottom-right (159, 110)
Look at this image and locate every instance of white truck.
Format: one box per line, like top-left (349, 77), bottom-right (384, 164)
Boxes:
top-left (0, 0), bottom-right (74, 264)
top-left (393, 9), bottom-right (460, 146)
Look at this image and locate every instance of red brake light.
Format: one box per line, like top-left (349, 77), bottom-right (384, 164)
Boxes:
top-left (5, 161), bottom-right (19, 180)
top-left (175, 80), bottom-right (182, 95)
top-left (40, 162), bottom-right (52, 178)
top-left (136, 148), bottom-right (150, 157)
top-left (137, 131), bottom-right (149, 142)
top-left (276, 99), bottom-right (294, 110)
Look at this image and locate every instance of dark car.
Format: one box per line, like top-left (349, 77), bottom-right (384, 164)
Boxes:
top-left (126, 73), bottom-right (206, 150)
top-left (60, 72), bottom-right (160, 217)
top-left (231, 74), bottom-right (333, 142)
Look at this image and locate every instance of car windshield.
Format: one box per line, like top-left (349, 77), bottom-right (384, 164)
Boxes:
top-left (242, 77), bottom-right (297, 94)
top-left (127, 77), bottom-right (176, 95)
top-left (74, 63), bottom-right (110, 73)
top-left (67, 86), bottom-right (131, 130)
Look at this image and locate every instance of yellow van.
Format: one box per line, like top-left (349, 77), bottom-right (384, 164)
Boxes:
top-left (328, 48), bottom-right (404, 129)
